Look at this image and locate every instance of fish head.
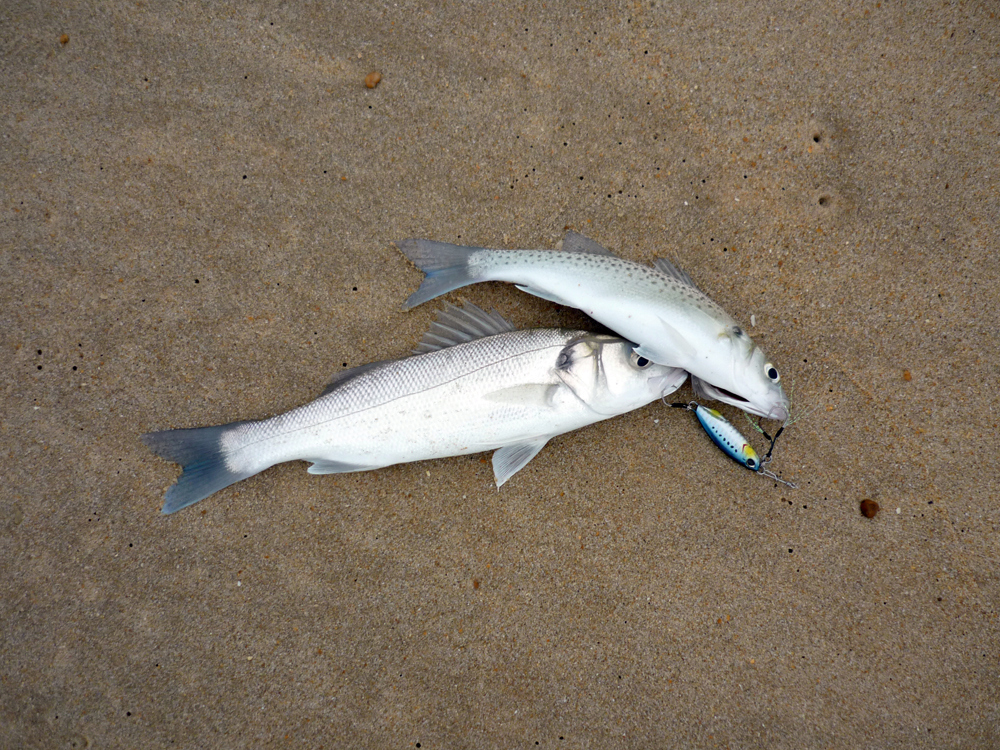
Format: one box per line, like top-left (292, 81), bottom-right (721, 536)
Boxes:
top-left (555, 335), bottom-right (688, 416)
top-left (691, 325), bottom-right (790, 422)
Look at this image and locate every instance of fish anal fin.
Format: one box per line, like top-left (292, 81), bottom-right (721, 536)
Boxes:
top-left (307, 459), bottom-right (377, 475)
top-left (514, 283), bottom-right (572, 306)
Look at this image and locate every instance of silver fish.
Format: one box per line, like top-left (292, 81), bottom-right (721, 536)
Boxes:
top-left (143, 303), bottom-right (688, 514)
top-left (396, 231), bottom-right (789, 421)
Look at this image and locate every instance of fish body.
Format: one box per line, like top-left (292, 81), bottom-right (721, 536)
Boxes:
top-left (396, 232), bottom-right (789, 421)
top-left (144, 303), bottom-right (688, 514)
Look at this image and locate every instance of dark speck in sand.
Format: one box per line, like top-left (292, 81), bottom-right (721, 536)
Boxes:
top-left (861, 499), bottom-right (880, 518)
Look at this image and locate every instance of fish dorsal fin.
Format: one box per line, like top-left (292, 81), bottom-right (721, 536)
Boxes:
top-left (413, 302), bottom-right (515, 354)
top-left (320, 361), bottom-right (387, 397)
top-left (652, 257), bottom-right (701, 291)
top-left (560, 231), bottom-right (618, 256)
top-left (323, 303), bottom-right (514, 395)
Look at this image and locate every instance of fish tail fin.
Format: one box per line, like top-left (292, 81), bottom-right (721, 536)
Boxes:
top-left (394, 239), bottom-right (485, 309)
top-left (142, 421), bottom-right (259, 514)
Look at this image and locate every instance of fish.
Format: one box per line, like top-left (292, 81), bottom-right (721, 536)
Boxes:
top-left (143, 302), bottom-right (689, 514)
top-left (395, 231), bottom-right (789, 421)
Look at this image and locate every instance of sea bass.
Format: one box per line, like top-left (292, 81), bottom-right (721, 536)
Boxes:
top-left (143, 303), bottom-right (688, 514)
top-left (396, 232), bottom-right (789, 421)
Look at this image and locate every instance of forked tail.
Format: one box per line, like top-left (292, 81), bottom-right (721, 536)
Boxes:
top-left (143, 421), bottom-right (258, 514)
top-left (394, 239), bottom-right (485, 309)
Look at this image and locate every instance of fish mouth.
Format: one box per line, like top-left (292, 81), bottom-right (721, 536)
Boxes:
top-left (691, 376), bottom-right (789, 422)
top-left (650, 369), bottom-right (689, 396)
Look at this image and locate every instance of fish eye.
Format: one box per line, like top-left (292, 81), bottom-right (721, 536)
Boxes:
top-left (632, 353), bottom-right (651, 368)
top-left (765, 363), bottom-right (780, 382)
top-left (746, 458), bottom-right (757, 469)
top-left (732, 326), bottom-right (743, 337)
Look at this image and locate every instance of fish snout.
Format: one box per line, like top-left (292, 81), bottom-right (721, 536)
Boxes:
top-left (768, 403), bottom-right (790, 422)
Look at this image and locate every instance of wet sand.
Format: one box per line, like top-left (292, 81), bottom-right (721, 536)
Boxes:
top-left (3, 1), bottom-right (999, 747)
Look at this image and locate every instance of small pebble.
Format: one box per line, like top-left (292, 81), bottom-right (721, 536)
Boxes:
top-left (860, 499), bottom-right (879, 518)
top-left (365, 71), bottom-right (382, 89)
top-left (59, 34), bottom-right (69, 45)
top-left (903, 370), bottom-right (912, 381)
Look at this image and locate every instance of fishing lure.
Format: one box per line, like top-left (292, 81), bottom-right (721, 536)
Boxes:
top-left (671, 401), bottom-right (797, 488)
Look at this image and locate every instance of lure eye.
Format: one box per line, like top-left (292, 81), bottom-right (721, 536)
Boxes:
top-left (746, 458), bottom-right (757, 469)
top-left (732, 326), bottom-right (743, 337)
top-left (765, 363), bottom-right (780, 383)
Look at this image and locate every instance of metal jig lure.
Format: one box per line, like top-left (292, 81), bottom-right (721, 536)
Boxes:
top-left (670, 401), bottom-right (798, 488)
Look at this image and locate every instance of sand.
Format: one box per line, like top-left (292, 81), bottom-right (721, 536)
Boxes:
top-left (3, 1), bottom-right (999, 747)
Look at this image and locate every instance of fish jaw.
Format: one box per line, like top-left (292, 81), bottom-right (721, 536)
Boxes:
top-left (691, 376), bottom-right (790, 422)
top-left (767, 398), bottom-right (790, 422)
top-left (648, 368), bottom-right (689, 399)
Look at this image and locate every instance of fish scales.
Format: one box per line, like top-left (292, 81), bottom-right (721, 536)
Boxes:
top-left (222, 329), bottom-right (575, 472)
top-left (473, 249), bottom-right (730, 319)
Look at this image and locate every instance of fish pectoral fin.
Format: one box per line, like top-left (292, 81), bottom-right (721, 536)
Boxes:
top-left (633, 317), bottom-right (697, 364)
top-left (483, 383), bottom-right (560, 406)
top-left (513, 283), bottom-right (573, 306)
top-left (492, 437), bottom-right (551, 487)
top-left (307, 459), bottom-right (377, 475)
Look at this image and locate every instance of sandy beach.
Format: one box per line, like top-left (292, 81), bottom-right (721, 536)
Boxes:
top-left (3, 1), bottom-right (998, 747)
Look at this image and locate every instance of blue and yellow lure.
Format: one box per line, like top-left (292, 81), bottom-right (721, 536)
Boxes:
top-left (671, 401), bottom-right (797, 488)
